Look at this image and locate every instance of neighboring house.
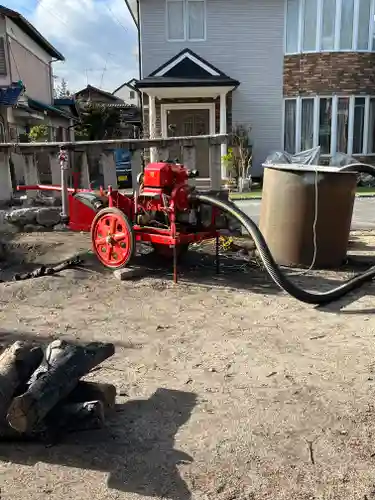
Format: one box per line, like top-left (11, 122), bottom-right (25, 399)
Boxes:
top-left (113, 78), bottom-right (141, 107)
top-left (125, 0), bottom-right (375, 177)
top-left (75, 84), bottom-right (124, 104)
top-left (74, 84), bottom-right (142, 136)
top-left (0, 6), bottom-right (77, 143)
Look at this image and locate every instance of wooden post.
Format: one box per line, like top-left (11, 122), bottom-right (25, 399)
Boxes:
top-left (49, 153), bottom-right (61, 188)
top-left (157, 148), bottom-right (169, 163)
top-left (0, 152), bottom-right (13, 203)
top-left (130, 149), bottom-right (142, 191)
top-left (11, 153), bottom-right (25, 186)
top-left (80, 151), bottom-right (90, 189)
top-left (101, 151), bottom-right (118, 189)
top-left (209, 143), bottom-right (222, 191)
top-left (183, 145), bottom-right (197, 188)
top-left (183, 145), bottom-right (196, 170)
top-left (24, 154), bottom-right (39, 199)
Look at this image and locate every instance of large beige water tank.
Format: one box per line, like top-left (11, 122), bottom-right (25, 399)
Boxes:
top-left (259, 164), bottom-right (357, 268)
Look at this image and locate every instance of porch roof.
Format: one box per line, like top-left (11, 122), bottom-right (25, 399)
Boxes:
top-left (136, 76), bottom-right (239, 89)
top-left (16, 98), bottom-right (79, 121)
top-left (135, 49), bottom-right (239, 97)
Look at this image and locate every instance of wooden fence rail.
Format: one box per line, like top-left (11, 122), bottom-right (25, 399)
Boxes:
top-left (0, 134), bottom-right (228, 202)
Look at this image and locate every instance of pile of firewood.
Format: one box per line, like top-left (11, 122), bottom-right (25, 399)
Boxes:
top-left (0, 339), bottom-right (116, 444)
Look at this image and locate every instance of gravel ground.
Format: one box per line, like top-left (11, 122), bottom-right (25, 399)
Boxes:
top-left (0, 231), bottom-right (375, 500)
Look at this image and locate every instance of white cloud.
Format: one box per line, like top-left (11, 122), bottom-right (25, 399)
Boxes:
top-left (30, 0), bottom-right (138, 93)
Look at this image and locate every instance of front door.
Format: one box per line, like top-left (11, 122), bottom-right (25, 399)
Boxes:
top-left (166, 108), bottom-right (210, 177)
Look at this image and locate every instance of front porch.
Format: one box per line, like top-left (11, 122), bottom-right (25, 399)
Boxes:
top-left (135, 49), bottom-right (239, 184)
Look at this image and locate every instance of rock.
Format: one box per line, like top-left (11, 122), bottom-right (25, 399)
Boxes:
top-left (113, 267), bottom-right (144, 281)
top-left (4, 208), bottom-right (39, 226)
top-left (36, 208), bottom-right (61, 227)
top-left (53, 224), bottom-right (69, 232)
top-left (23, 225), bottom-right (46, 233)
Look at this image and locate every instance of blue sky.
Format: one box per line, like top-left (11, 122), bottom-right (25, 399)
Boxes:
top-left (5, 0), bottom-right (138, 92)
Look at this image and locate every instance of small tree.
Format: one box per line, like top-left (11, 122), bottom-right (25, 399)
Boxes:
top-left (28, 125), bottom-right (48, 142)
top-left (75, 102), bottom-right (122, 140)
top-left (55, 78), bottom-right (71, 98)
top-left (223, 124), bottom-right (252, 191)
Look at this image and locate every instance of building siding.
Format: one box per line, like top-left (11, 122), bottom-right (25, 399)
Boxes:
top-left (140, 0), bottom-right (285, 175)
top-left (284, 53), bottom-right (375, 96)
top-left (8, 38), bottom-right (53, 104)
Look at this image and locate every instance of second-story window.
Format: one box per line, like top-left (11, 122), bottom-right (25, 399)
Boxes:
top-left (285, 0), bottom-right (375, 54)
top-left (166, 0), bottom-right (206, 42)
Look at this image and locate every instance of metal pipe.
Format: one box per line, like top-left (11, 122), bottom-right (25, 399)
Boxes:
top-left (59, 147), bottom-right (69, 223)
top-left (193, 192), bottom-right (375, 305)
top-left (17, 184), bottom-right (92, 193)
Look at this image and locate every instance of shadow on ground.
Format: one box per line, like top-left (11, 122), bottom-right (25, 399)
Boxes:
top-left (0, 388), bottom-right (197, 500)
top-left (2, 233), bottom-right (375, 305)
top-left (348, 236), bottom-right (375, 253)
top-left (133, 246), bottom-right (375, 303)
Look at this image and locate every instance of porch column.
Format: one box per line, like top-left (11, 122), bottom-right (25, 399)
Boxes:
top-left (220, 92), bottom-right (228, 181)
top-left (149, 95), bottom-right (157, 163)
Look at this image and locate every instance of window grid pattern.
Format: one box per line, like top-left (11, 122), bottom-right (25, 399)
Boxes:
top-left (285, 0), bottom-right (375, 54)
top-left (283, 95), bottom-right (375, 156)
top-left (166, 0), bottom-right (206, 42)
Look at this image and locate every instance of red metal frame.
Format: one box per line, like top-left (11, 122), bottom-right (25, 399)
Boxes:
top-left (17, 161), bottom-right (220, 282)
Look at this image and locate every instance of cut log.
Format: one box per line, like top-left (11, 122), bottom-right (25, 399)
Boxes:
top-left (67, 381), bottom-right (116, 410)
top-left (7, 341), bottom-right (115, 433)
top-left (0, 400), bottom-right (105, 444)
top-left (27, 339), bottom-right (68, 386)
top-left (0, 342), bottom-right (43, 424)
top-left (50, 400), bottom-right (105, 433)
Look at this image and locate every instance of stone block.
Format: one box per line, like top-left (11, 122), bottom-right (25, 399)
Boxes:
top-left (113, 267), bottom-right (144, 281)
top-left (36, 207), bottom-right (62, 227)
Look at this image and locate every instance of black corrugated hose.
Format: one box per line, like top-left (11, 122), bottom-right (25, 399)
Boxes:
top-left (193, 163), bottom-right (375, 305)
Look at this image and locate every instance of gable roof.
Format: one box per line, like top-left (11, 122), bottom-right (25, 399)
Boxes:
top-left (149, 49), bottom-right (230, 79)
top-left (75, 84), bottom-right (122, 102)
top-left (0, 6), bottom-right (64, 60)
top-left (112, 79), bottom-right (139, 95)
top-left (136, 49), bottom-right (240, 89)
top-left (124, 0), bottom-right (138, 27)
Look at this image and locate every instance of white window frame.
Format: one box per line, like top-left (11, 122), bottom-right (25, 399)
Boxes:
top-left (283, 95), bottom-right (375, 156)
top-left (284, 0), bottom-right (375, 54)
top-left (282, 97), bottom-right (298, 154)
top-left (166, 0), bottom-right (206, 42)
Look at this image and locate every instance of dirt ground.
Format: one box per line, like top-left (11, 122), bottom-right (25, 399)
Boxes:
top-left (1, 231), bottom-right (375, 500)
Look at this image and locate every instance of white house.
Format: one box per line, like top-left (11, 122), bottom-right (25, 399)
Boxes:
top-left (113, 78), bottom-right (140, 107)
top-left (124, 0), bottom-right (375, 178)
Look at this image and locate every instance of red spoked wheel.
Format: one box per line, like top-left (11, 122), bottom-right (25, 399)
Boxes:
top-left (91, 207), bottom-right (135, 269)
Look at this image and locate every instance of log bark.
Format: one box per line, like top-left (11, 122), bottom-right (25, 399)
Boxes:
top-left (0, 400), bottom-right (105, 444)
top-left (67, 381), bottom-right (116, 410)
top-left (27, 339), bottom-right (68, 386)
top-left (7, 341), bottom-right (114, 433)
top-left (50, 400), bottom-right (105, 433)
top-left (0, 342), bottom-right (43, 424)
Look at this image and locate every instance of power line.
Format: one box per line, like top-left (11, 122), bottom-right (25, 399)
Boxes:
top-left (34, 0), bottom-right (71, 29)
top-left (105, 4), bottom-right (128, 33)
